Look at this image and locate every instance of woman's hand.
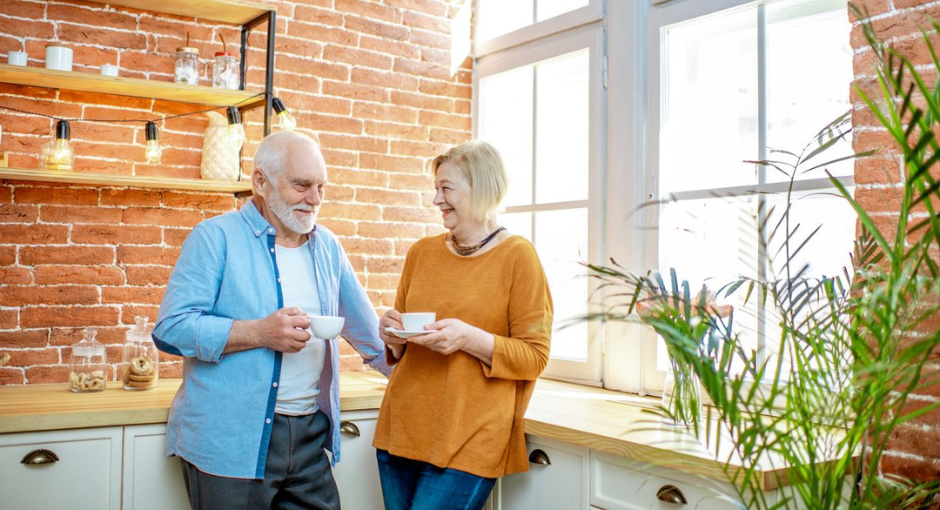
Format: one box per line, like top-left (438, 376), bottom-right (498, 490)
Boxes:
top-left (408, 318), bottom-right (494, 365)
top-left (379, 309), bottom-right (408, 359)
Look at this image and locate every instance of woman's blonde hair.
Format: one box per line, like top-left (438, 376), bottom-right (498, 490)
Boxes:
top-left (430, 141), bottom-right (508, 222)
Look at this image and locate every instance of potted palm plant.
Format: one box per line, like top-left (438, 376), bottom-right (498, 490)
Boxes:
top-left (586, 8), bottom-right (940, 508)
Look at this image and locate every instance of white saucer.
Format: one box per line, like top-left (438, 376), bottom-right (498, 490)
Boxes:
top-left (385, 327), bottom-right (429, 339)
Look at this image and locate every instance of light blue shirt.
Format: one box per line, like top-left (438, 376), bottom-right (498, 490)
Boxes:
top-left (153, 200), bottom-right (391, 479)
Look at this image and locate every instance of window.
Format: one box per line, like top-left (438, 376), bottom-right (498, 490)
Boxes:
top-left (472, 0), bottom-right (853, 393)
top-left (474, 0), bottom-right (605, 383)
top-left (635, 0), bottom-right (854, 391)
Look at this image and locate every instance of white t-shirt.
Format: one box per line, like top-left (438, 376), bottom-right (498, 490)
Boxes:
top-left (274, 243), bottom-right (326, 416)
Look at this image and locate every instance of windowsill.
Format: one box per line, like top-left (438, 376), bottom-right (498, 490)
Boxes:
top-left (525, 378), bottom-right (802, 491)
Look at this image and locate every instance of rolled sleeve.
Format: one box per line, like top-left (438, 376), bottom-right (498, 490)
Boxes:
top-left (154, 223), bottom-right (232, 363)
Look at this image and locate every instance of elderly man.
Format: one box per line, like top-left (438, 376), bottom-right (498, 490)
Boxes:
top-left (154, 131), bottom-right (391, 510)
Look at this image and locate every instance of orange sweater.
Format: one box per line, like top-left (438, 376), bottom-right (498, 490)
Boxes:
top-left (372, 234), bottom-right (553, 478)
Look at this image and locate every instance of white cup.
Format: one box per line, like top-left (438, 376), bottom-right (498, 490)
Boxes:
top-left (7, 51), bottom-right (27, 66)
top-left (100, 63), bottom-right (118, 77)
top-left (401, 312), bottom-right (436, 332)
top-left (307, 315), bottom-right (345, 340)
top-left (45, 44), bottom-right (73, 71)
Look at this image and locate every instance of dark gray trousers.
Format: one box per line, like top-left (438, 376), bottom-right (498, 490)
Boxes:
top-left (180, 410), bottom-right (341, 510)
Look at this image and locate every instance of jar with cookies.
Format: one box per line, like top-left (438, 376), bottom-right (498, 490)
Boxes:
top-left (69, 328), bottom-right (107, 393)
top-left (121, 316), bottom-right (159, 391)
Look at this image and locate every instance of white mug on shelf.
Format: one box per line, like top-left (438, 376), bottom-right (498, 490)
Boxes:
top-left (44, 44), bottom-right (73, 71)
top-left (100, 63), bottom-right (118, 77)
top-left (7, 51), bottom-right (27, 66)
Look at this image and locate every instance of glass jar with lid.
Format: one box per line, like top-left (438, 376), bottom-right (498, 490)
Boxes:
top-left (211, 51), bottom-right (240, 90)
top-left (174, 46), bottom-right (200, 85)
top-left (69, 328), bottom-right (107, 393)
top-left (121, 316), bottom-right (159, 391)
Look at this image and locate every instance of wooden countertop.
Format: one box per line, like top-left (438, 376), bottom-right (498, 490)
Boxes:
top-left (525, 378), bottom-right (793, 490)
top-left (0, 371), bottom-right (389, 434)
top-left (0, 373), bottom-right (795, 489)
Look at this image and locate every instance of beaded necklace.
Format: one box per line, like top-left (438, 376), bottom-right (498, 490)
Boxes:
top-left (451, 226), bottom-right (506, 256)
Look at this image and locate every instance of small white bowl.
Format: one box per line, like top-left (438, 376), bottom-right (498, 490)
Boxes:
top-left (307, 315), bottom-right (344, 339)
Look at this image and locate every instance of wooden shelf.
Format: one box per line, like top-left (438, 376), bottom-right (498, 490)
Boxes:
top-left (0, 167), bottom-right (252, 194)
top-left (87, 0), bottom-right (275, 25)
top-left (0, 64), bottom-right (262, 106)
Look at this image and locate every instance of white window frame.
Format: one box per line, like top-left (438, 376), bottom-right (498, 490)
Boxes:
top-left (473, 1), bottom-right (606, 384)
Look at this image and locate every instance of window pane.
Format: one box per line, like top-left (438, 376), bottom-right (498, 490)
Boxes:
top-left (500, 211), bottom-right (533, 242)
top-left (660, 9), bottom-right (758, 193)
top-left (477, 0), bottom-right (589, 41)
top-left (476, 0), bottom-right (533, 41)
top-left (479, 67), bottom-right (534, 208)
top-left (766, 1), bottom-right (853, 182)
top-left (537, 0), bottom-right (589, 22)
top-left (534, 208), bottom-right (589, 361)
top-left (764, 190), bottom-right (855, 284)
top-left (659, 196), bottom-right (760, 373)
top-left (536, 49), bottom-right (590, 203)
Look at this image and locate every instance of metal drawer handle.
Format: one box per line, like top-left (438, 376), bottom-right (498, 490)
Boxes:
top-left (656, 485), bottom-right (687, 505)
top-left (21, 449), bottom-right (59, 466)
top-left (528, 449), bottom-right (551, 466)
top-left (340, 421), bottom-right (360, 437)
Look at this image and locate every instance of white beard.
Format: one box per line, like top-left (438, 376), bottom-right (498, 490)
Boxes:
top-left (267, 188), bottom-right (317, 234)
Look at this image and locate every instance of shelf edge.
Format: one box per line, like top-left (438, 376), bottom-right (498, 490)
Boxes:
top-left (0, 167), bottom-right (252, 194)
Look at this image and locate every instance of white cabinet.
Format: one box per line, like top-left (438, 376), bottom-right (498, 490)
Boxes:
top-left (0, 427), bottom-right (123, 510)
top-left (331, 409), bottom-right (384, 510)
top-left (123, 424), bottom-right (190, 510)
top-left (591, 451), bottom-right (744, 510)
top-left (496, 435), bottom-right (590, 510)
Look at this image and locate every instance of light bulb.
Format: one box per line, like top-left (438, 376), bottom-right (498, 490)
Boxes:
top-left (145, 140), bottom-right (162, 164)
top-left (226, 106), bottom-right (247, 145)
top-left (277, 110), bottom-right (297, 131)
top-left (272, 98), bottom-right (296, 131)
top-left (144, 121), bottom-right (162, 164)
top-left (41, 120), bottom-right (74, 171)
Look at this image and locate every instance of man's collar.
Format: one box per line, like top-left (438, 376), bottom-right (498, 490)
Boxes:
top-left (240, 199), bottom-right (275, 238)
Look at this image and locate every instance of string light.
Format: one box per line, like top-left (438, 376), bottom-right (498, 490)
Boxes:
top-left (226, 106), bottom-right (246, 146)
top-left (40, 120), bottom-right (74, 171)
top-left (272, 97), bottom-right (296, 131)
top-left (144, 121), bottom-right (162, 164)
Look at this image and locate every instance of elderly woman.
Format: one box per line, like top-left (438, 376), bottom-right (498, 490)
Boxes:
top-left (372, 141), bottom-right (553, 510)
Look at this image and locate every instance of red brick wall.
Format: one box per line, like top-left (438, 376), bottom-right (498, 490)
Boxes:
top-left (851, 0), bottom-right (940, 481)
top-left (0, 0), bottom-right (469, 384)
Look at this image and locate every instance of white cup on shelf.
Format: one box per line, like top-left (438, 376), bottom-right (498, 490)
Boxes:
top-left (100, 64), bottom-right (118, 77)
top-left (7, 51), bottom-right (27, 66)
top-left (44, 44), bottom-right (73, 71)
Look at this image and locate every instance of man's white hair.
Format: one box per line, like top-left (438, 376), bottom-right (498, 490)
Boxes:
top-left (253, 130), bottom-right (321, 182)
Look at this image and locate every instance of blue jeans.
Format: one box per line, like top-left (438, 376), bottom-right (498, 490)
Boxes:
top-left (376, 449), bottom-right (496, 510)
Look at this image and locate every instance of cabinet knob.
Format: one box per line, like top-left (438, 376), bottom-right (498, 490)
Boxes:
top-left (528, 449), bottom-right (551, 466)
top-left (656, 485), bottom-right (687, 505)
top-left (340, 421), bottom-right (360, 437)
top-left (21, 449), bottom-right (59, 466)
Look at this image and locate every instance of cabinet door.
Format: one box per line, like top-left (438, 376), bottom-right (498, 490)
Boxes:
top-left (123, 424), bottom-right (190, 510)
top-left (498, 435), bottom-right (590, 510)
top-left (591, 450), bottom-right (744, 510)
top-left (0, 427), bottom-right (122, 510)
top-left (331, 409), bottom-right (384, 510)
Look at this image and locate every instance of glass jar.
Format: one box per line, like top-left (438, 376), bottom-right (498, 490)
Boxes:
top-left (69, 328), bottom-right (107, 393)
top-left (121, 316), bottom-right (159, 391)
top-left (212, 51), bottom-right (239, 90)
top-left (174, 46), bottom-right (200, 85)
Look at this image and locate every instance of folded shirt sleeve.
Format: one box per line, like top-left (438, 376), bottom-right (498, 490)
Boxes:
top-left (153, 223), bottom-right (233, 363)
